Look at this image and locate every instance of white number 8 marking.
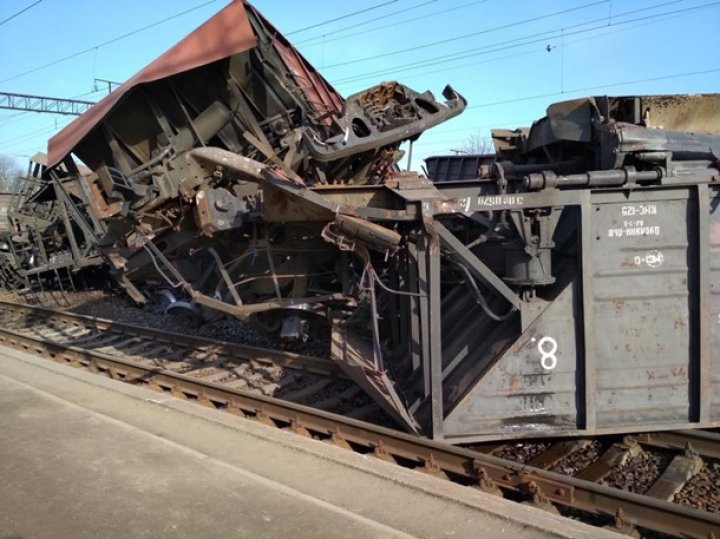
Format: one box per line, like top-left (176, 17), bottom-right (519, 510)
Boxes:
top-left (538, 336), bottom-right (558, 370)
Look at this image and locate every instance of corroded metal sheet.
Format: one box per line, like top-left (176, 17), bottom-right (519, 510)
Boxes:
top-left (3, 0), bottom-right (720, 445)
top-left (710, 189), bottom-right (720, 419)
top-left (47, 1), bottom-right (257, 167)
top-left (591, 193), bottom-right (694, 427)
top-left (247, 4), bottom-right (343, 119)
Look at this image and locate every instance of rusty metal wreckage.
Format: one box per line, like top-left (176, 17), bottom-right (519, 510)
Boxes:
top-left (1, 0), bottom-right (719, 444)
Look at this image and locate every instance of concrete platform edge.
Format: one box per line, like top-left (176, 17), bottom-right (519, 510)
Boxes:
top-left (0, 344), bottom-right (620, 539)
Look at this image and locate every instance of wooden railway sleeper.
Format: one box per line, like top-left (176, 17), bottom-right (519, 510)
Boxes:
top-left (0, 300), bottom-right (339, 376)
top-left (645, 445), bottom-right (703, 501)
top-left (2, 322), bottom-right (720, 537)
top-left (576, 438), bottom-right (641, 483)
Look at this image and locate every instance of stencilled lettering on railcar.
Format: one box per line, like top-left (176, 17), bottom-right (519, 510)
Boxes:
top-left (608, 225), bottom-right (661, 238)
top-left (538, 336), bottom-right (558, 370)
top-left (607, 204), bottom-right (661, 238)
top-left (531, 336), bottom-right (558, 370)
top-left (477, 195), bottom-right (524, 207)
top-left (634, 250), bottom-right (664, 268)
top-left (621, 204), bottom-right (657, 216)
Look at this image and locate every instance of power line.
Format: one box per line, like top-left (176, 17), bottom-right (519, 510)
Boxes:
top-left (296, 0), bottom-right (490, 49)
top-left (336, 6), bottom-right (695, 92)
top-left (335, 48), bottom-right (546, 92)
top-left (467, 67), bottom-right (720, 109)
top-left (332, 0), bottom-right (689, 83)
top-left (286, 0), bottom-right (402, 35)
top-left (295, 0), bottom-right (440, 45)
top-left (0, 111), bottom-right (27, 125)
top-left (0, 0), bottom-right (43, 27)
top-left (330, 0), bottom-right (708, 85)
top-left (0, 117), bottom-right (72, 149)
top-left (0, 0), bottom-right (218, 85)
top-left (323, 0), bottom-right (608, 69)
top-left (411, 137), bottom-right (492, 150)
top-left (425, 119), bottom-right (531, 136)
top-left (404, 67), bottom-right (720, 150)
top-left (0, 124), bottom-right (58, 148)
top-left (406, 68), bottom-right (719, 153)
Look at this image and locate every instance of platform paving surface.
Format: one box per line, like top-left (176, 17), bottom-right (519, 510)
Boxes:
top-left (0, 345), bottom-right (620, 539)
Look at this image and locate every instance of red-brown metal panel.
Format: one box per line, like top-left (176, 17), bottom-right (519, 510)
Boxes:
top-left (47, 1), bottom-right (257, 168)
top-left (246, 5), bottom-right (343, 120)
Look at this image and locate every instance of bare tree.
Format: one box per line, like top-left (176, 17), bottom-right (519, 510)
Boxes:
top-left (459, 130), bottom-right (494, 155)
top-left (0, 154), bottom-right (23, 192)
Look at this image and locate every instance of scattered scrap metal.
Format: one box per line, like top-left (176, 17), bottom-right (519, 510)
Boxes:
top-left (1, 1), bottom-right (719, 443)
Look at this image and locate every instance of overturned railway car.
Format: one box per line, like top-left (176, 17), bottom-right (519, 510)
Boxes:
top-left (0, 1), bottom-right (719, 443)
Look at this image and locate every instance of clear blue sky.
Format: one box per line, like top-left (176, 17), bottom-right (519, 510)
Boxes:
top-left (0, 0), bottom-right (718, 172)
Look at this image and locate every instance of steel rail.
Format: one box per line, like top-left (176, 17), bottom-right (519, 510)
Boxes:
top-left (0, 300), bottom-right (340, 377)
top-left (0, 321), bottom-right (718, 537)
top-left (633, 430), bottom-right (720, 461)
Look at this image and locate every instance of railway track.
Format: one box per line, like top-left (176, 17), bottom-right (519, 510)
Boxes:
top-left (0, 300), bottom-right (381, 419)
top-left (0, 301), bottom-right (719, 537)
top-left (478, 430), bottom-right (720, 518)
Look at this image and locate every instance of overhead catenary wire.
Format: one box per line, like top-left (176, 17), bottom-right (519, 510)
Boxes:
top-left (466, 67), bottom-right (720, 109)
top-left (322, 0), bottom-right (609, 69)
top-left (0, 0), bottom-right (43, 27)
top-left (1, 1), bottom-right (716, 162)
top-left (338, 4), bottom-right (704, 92)
top-left (0, 125), bottom-right (59, 148)
top-left (294, 0), bottom-right (442, 46)
top-left (408, 66), bottom-right (719, 156)
top-left (345, 31), bottom-right (713, 112)
top-left (422, 118), bottom-right (532, 136)
top-left (297, 0), bottom-right (491, 48)
top-left (331, 0), bottom-right (695, 84)
top-left (330, 0), bottom-right (712, 86)
top-left (407, 66), bottom-right (720, 157)
top-left (285, 0), bottom-right (402, 35)
top-left (0, 111), bottom-right (28, 125)
top-left (0, 0), bottom-right (219, 85)
top-left (335, 47), bottom-right (548, 92)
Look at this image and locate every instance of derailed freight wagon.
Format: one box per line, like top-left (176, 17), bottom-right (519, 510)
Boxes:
top-left (424, 94), bottom-right (720, 442)
top-left (3, 0), bottom-right (719, 442)
top-left (324, 93), bottom-right (720, 443)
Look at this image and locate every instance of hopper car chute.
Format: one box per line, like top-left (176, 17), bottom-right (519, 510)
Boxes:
top-left (0, 1), bottom-right (719, 443)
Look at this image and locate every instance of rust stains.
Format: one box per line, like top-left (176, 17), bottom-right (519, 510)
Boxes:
top-left (47, 1), bottom-right (257, 167)
top-left (249, 3), bottom-right (343, 121)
